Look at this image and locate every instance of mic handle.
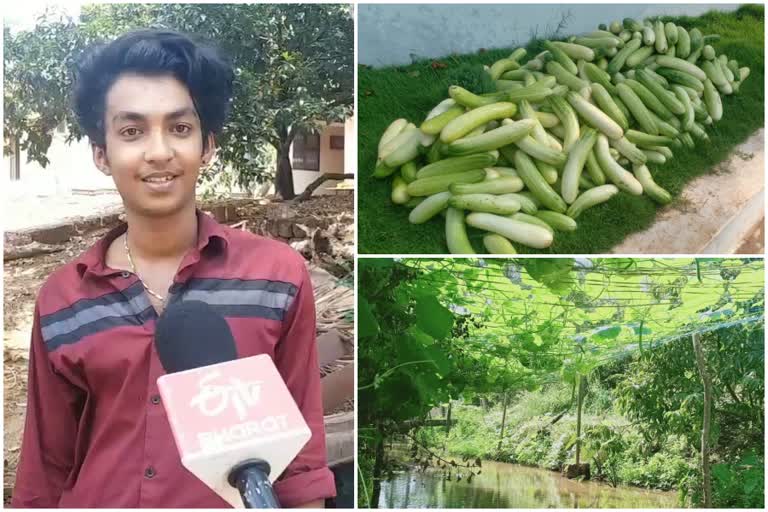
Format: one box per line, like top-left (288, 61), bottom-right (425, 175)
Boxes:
top-left (228, 459), bottom-right (280, 509)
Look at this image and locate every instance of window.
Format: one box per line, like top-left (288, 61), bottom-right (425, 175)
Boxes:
top-left (330, 135), bottom-right (344, 150)
top-left (292, 131), bottom-right (320, 171)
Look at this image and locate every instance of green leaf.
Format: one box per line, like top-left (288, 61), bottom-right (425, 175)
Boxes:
top-left (415, 295), bottom-right (455, 340)
top-left (521, 258), bottom-right (575, 292)
top-left (358, 297), bottom-right (379, 338)
top-left (594, 325), bottom-right (621, 339)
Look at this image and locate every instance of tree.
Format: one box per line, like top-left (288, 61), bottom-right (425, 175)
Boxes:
top-left (3, 3), bottom-right (353, 198)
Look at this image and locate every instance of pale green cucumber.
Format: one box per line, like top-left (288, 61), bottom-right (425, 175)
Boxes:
top-left (421, 104), bottom-right (465, 135)
top-left (625, 130), bottom-right (675, 147)
top-left (514, 150), bottom-right (568, 213)
top-left (702, 78), bottom-right (722, 121)
top-left (561, 127), bottom-right (598, 204)
top-left (489, 58), bottom-right (521, 80)
top-left (671, 85), bottom-right (694, 131)
top-left (449, 193), bottom-right (522, 215)
top-left (408, 191), bottom-right (452, 224)
top-left (450, 176), bottom-right (524, 195)
top-left (391, 176), bottom-right (411, 205)
top-left (383, 125), bottom-right (424, 167)
top-left (535, 210), bottom-right (578, 232)
top-left (609, 135), bottom-right (647, 165)
top-left (443, 119), bottom-right (536, 156)
top-left (400, 160), bottom-right (419, 183)
top-left (589, 84), bottom-right (629, 132)
top-left (544, 41), bottom-right (578, 74)
top-left (566, 184), bottom-right (620, 218)
top-left (567, 90), bottom-right (624, 139)
top-left (585, 148), bottom-right (606, 185)
top-left (511, 213), bottom-right (555, 235)
top-left (417, 153), bottom-right (497, 178)
top-left (465, 213), bottom-right (554, 249)
top-left (483, 234), bottom-right (517, 254)
top-left (407, 169), bottom-right (486, 197)
top-left (635, 69), bottom-right (686, 115)
top-left (583, 62), bottom-right (618, 94)
top-left (655, 56), bottom-right (707, 81)
top-left (378, 118), bottom-right (408, 158)
top-left (633, 164), bottom-right (672, 204)
top-left (441, 102), bottom-right (518, 143)
top-left (445, 208), bottom-right (476, 254)
top-left (550, 41), bottom-right (595, 61)
top-left (607, 38), bottom-right (642, 74)
top-left (594, 134), bottom-right (644, 195)
top-left (547, 95), bottom-right (580, 151)
top-left (546, 61), bottom-right (590, 92)
top-left (616, 83), bottom-right (659, 135)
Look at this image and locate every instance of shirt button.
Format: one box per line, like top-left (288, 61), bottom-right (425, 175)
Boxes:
top-left (150, 395), bottom-right (161, 405)
top-left (121, 271), bottom-right (131, 278)
top-left (145, 466), bottom-right (156, 479)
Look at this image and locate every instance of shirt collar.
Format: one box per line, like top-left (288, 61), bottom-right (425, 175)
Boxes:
top-left (76, 209), bottom-right (230, 280)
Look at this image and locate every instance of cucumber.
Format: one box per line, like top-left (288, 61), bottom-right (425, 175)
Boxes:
top-left (642, 150), bottom-right (666, 165)
top-left (449, 193), bottom-right (522, 215)
top-left (573, 36), bottom-right (621, 49)
top-left (550, 41), bottom-right (596, 61)
top-left (544, 41), bottom-right (578, 75)
top-left (635, 69), bottom-right (686, 115)
top-left (624, 79), bottom-right (674, 120)
top-left (547, 95), bottom-right (580, 151)
top-left (445, 208), bottom-right (475, 254)
top-left (513, 133), bottom-right (568, 168)
top-left (625, 130), bottom-right (675, 147)
top-left (610, 21), bottom-right (623, 34)
top-left (607, 38), bottom-right (642, 74)
top-left (594, 134), bottom-right (644, 195)
top-left (676, 26), bottom-right (691, 58)
top-left (373, 160), bottom-right (397, 179)
top-left (421, 104), bottom-right (466, 135)
top-left (609, 136), bottom-right (647, 165)
top-left (616, 82), bottom-right (659, 135)
top-left (450, 176), bottom-right (524, 195)
top-left (546, 61), bottom-right (590, 91)
top-left (536, 111), bottom-right (560, 128)
top-left (483, 234), bottom-right (517, 254)
top-left (511, 212), bottom-right (555, 235)
top-left (626, 45), bottom-right (655, 68)
top-left (407, 169), bottom-right (486, 197)
top-left (654, 20), bottom-right (668, 53)
top-left (504, 193), bottom-right (539, 215)
top-left (417, 153), bottom-right (497, 178)
top-left (633, 164), bottom-right (672, 204)
top-left (465, 213), bottom-right (554, 249)
top-left (378, 119), bottom-right (409, 158)
top-left (561, 127), bottom-right (598, 204)
top-left (489, 58), bottom-right (521, 80)
top-left (567, 90), bottom-right (624, 140)
top-left (655, 56), bottom-right (707, 81)
top-left (391, 176), bottom-right (411, 205)
top-left (702, 45), bottom-right (716, 61)
top-left (585, 148), bottom-right (606, 185)
top-left (535, 211), bottom-right (578, 232)
top-left (513, 150), bottom-right (568, 213)
top-left (671, 85), bottom-right (694, 132)
top-left (566, 184), bottom-right (619, 218)
top-left (623, 18), bottom-right (644, 32)
top-left (443, 119), bottom-right (536, 155)
top-left (400, 160), bottom-right (419, 183)
top-left (583, 62), bottom-right (617, 94)
top-left (665, 22), bottom-right (678, 45)
top-left (441, 102), bottom-right (518, 143)
top-left (383, 125), bottom-right (423, 167)
top-left (408, 191), bottom-right (452, 224)
top-left (642, 26), bottom-right (656, 46)
top-left (655, 67), bottom-right (704, 92)
top-left (703, 78), bottom-right (722, 121)
top-left (689, 28), bottom-right (704, 53)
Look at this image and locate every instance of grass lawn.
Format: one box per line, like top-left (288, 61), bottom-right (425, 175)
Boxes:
top-left (358, 5), bottom-right (765, 254)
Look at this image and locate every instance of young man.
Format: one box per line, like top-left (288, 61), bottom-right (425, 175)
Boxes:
top-left (12, 30), bottom-right (333, 508)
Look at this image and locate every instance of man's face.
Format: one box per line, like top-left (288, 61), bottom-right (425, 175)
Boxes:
top-left (94, 73), bottom-right (214, 218)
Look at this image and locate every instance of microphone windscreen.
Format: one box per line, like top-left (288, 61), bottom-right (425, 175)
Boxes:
top-left (154, 300), bottom-right (238, 374)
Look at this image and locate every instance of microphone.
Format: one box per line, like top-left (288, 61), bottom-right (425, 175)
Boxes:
top-left (155, 300), bottom-right (312, 508)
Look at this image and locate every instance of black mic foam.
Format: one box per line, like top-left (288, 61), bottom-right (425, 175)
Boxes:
top-left (154, 300), bottom-right (239, 374)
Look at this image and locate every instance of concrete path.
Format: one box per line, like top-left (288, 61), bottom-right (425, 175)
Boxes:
top-left (612, 129), bottom-right (764, 254)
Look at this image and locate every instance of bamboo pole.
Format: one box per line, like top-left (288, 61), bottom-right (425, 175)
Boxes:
top-left (692, 332), bottom-right (712, 508)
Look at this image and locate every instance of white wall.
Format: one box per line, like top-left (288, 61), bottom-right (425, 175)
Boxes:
top-left (359, 3), bottom-right (741, 67)
top-left (292, 120), bottom-right (354, 195)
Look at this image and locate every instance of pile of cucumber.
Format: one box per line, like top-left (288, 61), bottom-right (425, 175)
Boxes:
top-left (373, 17), bottom-right (751, 254)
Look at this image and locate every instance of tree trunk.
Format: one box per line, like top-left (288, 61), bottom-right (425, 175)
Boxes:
top-left (10, 136), bottom-right (21, 181)
top-left (575, 374), bottom-right (584, 466)
top-left (371, 434), bottom-right (385, 508)
top-left (692, 333), bottom-right (713, 508)
top-left (275, 145), bottom-right (296, 199)
top-left (498, 391), bottom-right (509, 451)
top-left (293, 173), bottom-right (354, 202)
top-left (446, 402), bottom-right (452, 433)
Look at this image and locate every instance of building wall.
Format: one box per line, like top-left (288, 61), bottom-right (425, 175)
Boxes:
top-left (359, 3), bottom-right (740, 67)
top-left (292, 120), bottom-right (353, 195)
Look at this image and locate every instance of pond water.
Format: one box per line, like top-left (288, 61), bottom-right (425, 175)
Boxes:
top-left (379, 458), bottom-right (679, 508)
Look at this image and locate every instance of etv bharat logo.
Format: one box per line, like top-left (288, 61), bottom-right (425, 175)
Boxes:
top-left (189, 370), bottom-right (263, 421)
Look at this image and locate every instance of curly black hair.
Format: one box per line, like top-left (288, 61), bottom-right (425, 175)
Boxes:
top-left (72, 29), bottom-right (234, 151)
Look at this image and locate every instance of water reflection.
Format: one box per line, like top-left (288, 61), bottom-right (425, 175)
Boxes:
top-left (380, 459), bottom-right (679, 508)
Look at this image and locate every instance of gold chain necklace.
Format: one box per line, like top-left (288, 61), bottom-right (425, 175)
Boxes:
top-left (124, 232), bottom-right (168, 303)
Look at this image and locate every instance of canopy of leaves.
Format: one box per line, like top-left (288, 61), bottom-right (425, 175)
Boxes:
top-left (4, 3), bottom-right (353, 191)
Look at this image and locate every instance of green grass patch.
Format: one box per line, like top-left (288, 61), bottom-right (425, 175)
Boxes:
top-left (358, 6), bottom-right (764, 254)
